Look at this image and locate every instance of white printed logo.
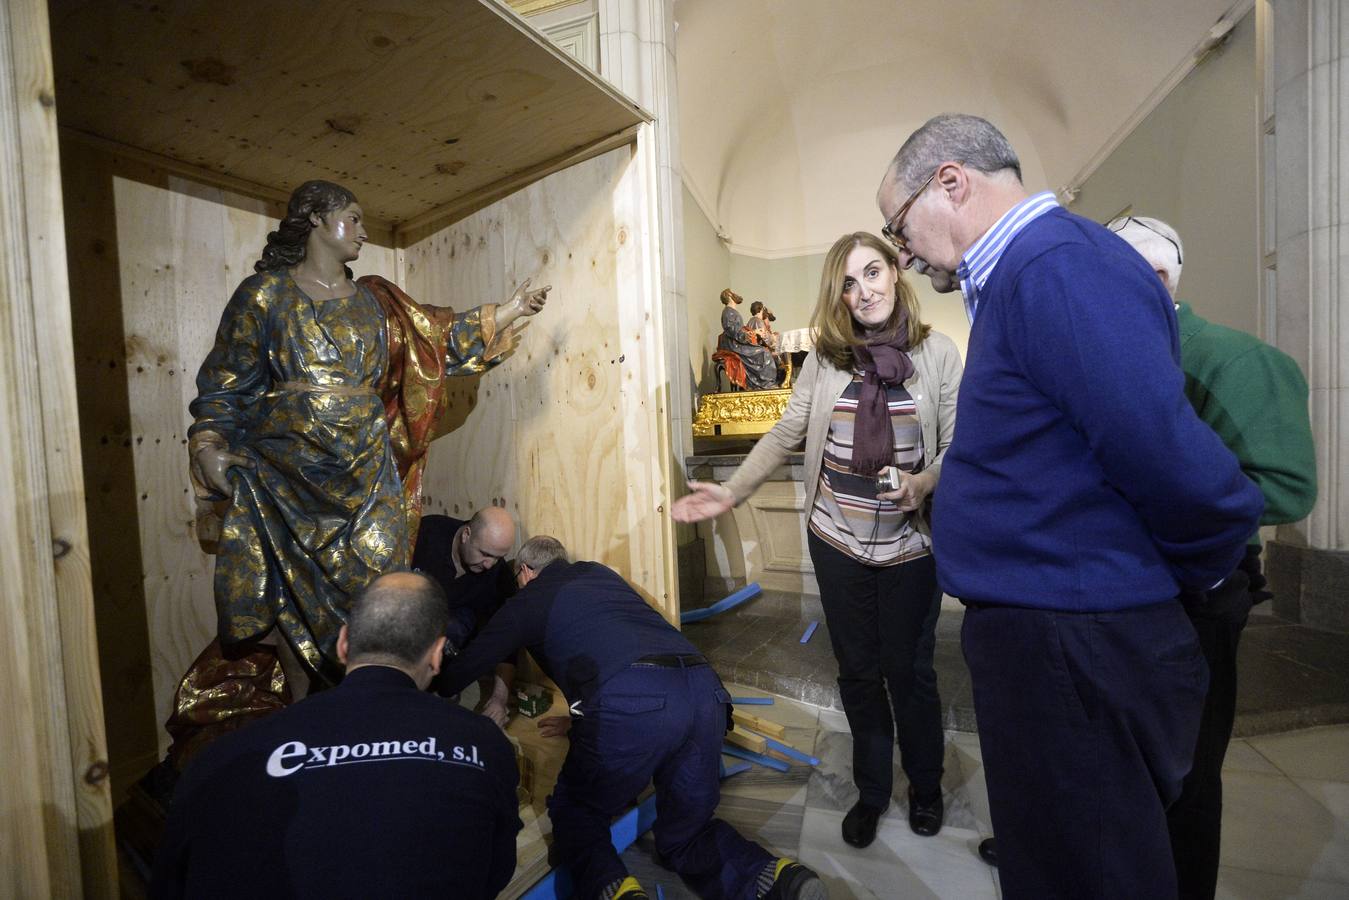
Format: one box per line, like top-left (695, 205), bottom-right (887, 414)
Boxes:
top-left (265, 736), bottom-right (486, 778)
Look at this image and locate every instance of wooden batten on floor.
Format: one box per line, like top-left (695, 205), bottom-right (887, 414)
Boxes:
top-left (726, 726), bottom-right (768, 754)
top-left (732, 709), bottom-right (786, 739)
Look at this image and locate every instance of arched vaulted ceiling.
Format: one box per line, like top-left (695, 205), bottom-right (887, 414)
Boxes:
top-left (675, 0), bottom-right (1246, 256)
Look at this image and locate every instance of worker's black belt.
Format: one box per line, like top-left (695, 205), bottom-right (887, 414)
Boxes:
top-left (633, 653), bottom-right (709, 669)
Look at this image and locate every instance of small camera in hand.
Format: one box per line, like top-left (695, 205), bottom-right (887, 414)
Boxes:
top-left (874, 466), bottom-right (901, 492)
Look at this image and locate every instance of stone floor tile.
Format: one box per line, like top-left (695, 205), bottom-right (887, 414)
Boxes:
top-left (1222, 738), bottom-right (1283, 775)
top-left (1215, 866), bottom-right (1349, 899)
top-left (1250, 725), bottom-right (1349, 781)
top-left (798, 806), bottom-right (998, 899)
top-left (1219, 770), bottom-right (1349, 883)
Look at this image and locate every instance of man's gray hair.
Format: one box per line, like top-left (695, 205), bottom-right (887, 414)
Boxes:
top-left (885, 114), bottom-right (1022, 193)
top-left (1106, 215), bottom-right (1184, 295)
top-left (519, 535), bottom-right (567, 572)
top-left (346, 572), bottom-right (449, 667)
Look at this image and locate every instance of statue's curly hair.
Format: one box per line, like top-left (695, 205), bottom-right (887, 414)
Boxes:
top-left (255, 180), bottom-right (358, 272)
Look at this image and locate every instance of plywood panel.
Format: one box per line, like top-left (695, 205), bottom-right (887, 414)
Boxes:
top-left (61, 138), bottom-right (164, 800)
top-left (407, 206), bottom-right (516, 525)
top-left (501, 150), bottom-right (632, 562)
top-left (48, 0), bottom-right (648, 230)
top-left (414, 143), bottom-right (674, 614)
top-left (1, 0), bottom-right (115, 892)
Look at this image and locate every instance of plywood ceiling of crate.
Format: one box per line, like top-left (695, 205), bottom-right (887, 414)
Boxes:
top-left (49, 0), bottom-right (648, 236)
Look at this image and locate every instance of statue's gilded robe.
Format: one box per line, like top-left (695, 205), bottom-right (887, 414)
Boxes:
top-left (167, 271), bottom-right (509, 765)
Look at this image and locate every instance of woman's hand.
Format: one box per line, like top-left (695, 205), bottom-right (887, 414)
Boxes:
top-left (876, 469), bottom-right (936, 512)
top-left (496, 278), bottom-right (552, 330)
top-left (670, 481), bottom-right (736, 523)
top-left (191, 444), bottom-right (255, 499)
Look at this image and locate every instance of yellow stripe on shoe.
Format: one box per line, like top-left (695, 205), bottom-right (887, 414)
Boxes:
top-left (612, 875), bottom-right (649, 900)
top-left (765, 858), bottom-right (828, 900)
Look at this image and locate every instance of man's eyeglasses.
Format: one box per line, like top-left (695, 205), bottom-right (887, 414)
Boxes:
top-left (1106, 216), bottom-right (1182, 265)
top-left (882, 169), bottom-right (937, 252)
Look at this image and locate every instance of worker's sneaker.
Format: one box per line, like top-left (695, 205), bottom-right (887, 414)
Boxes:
top-left (601, 875), bottom-right (649, 900)
top-left (761, 858), bottom-right (828, 899)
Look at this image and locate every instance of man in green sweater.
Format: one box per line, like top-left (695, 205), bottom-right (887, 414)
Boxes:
top-left (1109, 215), bottom-right (1317, 900)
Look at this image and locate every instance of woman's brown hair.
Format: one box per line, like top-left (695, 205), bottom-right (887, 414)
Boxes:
top-left (809, 232), bottom-right (930, 370)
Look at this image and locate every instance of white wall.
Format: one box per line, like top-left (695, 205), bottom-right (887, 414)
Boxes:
top-left (683, 183), bottom-right (731, 395)
top-left (676, 0), bottom-right (1236, 257)
top-left (1070, 10), bottom-right (1259, 335)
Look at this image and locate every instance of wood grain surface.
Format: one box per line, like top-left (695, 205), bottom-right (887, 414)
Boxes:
top-left (48, 0), bottom-right (648, 232)
top-left (0, 0), bottom-right (116, 893)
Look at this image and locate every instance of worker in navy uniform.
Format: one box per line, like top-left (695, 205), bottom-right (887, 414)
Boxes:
top-left (439, 535), bottom-right (826, 900)
top-left (151, 572), bottom-right (521, 900)
top-left (413, 507), bottom-right (518, 725)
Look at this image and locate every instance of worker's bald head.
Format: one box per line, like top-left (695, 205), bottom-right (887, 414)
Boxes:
top-left (345, 571), bottom-right (449, 668)
top-left (470, 506), bottom-right (515, 546)
top-left (459, 506), bottom-right (516, 573)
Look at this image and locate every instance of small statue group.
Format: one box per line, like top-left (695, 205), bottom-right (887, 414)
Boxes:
top-left (713, 288), bottom-right (782, 391)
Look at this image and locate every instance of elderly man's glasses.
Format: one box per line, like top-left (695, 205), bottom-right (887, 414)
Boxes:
top-left (882, 169), bottom-right (937, 252)
top-left (1106, 216), bottom-right (1183, 265)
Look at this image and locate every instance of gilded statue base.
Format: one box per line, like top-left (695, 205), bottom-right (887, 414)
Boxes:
top-left (692, 388), bottom-right (793, 438)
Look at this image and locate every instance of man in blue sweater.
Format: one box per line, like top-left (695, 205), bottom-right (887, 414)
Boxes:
top-left (875, 114), bottom-right (1263, 899)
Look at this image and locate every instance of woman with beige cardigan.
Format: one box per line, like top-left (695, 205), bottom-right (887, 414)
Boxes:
top-left (672, 232), bottom-right (963, 850)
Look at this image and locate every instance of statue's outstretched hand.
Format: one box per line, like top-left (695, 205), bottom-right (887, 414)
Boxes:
top-left (509, 278), bottom-right (551, 318)
top-left (494, 278), bottom-right (553, 333)
top-left (192, 444), bottom-right (255, 499)
top-left (670, 481), bottom-right (735, 524)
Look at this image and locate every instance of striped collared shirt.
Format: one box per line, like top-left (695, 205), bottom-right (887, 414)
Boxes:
top-left (956, 191), bottom-right (1060, 322)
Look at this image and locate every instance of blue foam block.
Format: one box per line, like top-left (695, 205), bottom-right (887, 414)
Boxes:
top-left (680, 583), bottom-right (762, 624)
top-left (519, 793), bottom-right (659, 899)
top-left (764, 736), bottom-right (820, 766)
top-left (721, 743), bottom-right (791, 772)
top-left (720, 761), bottom-right (753, 779)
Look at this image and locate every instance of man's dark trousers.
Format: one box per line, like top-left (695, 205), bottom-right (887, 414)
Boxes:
top-left (1170, 570), bottom-right (1254, 900)
top-left (962, 600), bottom-right (1208, 899)
top-left (547, 662), bottom-right (774, 899)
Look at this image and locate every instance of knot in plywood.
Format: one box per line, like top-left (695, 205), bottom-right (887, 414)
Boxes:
top-left (180, 57), bottom-right (237, 87)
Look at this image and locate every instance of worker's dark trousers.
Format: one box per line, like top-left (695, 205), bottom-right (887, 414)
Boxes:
top-left (547, 663), bottom-right (774, 900)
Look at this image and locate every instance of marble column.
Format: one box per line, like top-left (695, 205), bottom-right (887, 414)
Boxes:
top-left (597, 0), bottom-right (690, 460)
top-left (596, 0), bottom-right (702, 592)
top-left (1267, 0), bottom-right (1349, 630)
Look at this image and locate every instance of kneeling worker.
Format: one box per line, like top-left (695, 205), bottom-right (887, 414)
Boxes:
top-left (152, 572), bottom-right (521, 899)
top-left (439, 536), bottom-right (826, 900)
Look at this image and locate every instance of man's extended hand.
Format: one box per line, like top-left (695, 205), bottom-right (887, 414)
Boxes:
top-left (480, 696), bottom-right (510, 729)
top-left (538, 715), bottom-right (572, 738)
